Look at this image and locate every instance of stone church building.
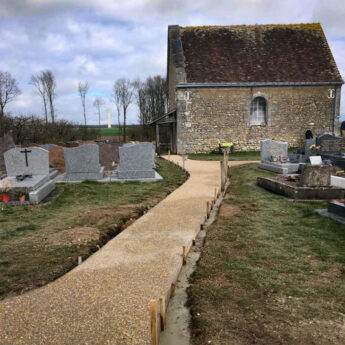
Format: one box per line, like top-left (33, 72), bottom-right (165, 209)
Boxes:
top-left (160, 23), bottom-right (343, 153)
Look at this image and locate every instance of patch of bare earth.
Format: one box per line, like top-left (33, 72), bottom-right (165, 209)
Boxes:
top-left (47, 227), bottom-right (100, 246)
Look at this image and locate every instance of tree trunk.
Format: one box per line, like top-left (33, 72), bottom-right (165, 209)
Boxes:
top-left (123, 107), bottom-right (126, 143)
top-left (43, 97), bottom-right (48, 127)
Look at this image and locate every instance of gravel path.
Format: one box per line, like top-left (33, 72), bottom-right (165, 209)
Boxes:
top-left (0, 157), bottom-right (256, 345)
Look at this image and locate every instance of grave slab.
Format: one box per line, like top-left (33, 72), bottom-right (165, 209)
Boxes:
top-left (29, 181), bottom-right (55, 204)
top-left (257, 176), bottom-right (344, 200)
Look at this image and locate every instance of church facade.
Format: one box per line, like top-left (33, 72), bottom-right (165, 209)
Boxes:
top-left (167, 23), bottom-right (343, 153)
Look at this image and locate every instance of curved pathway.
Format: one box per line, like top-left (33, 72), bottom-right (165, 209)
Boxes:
top-left (0, 157), bottom-right (257, 345)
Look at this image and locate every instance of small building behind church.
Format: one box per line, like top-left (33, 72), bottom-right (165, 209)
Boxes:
top-left (163, 23), bottom-right (343, 153)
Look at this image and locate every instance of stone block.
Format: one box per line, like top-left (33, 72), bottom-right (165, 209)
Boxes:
top-left (299, 164), bottom-right (331, 187)
top-left (258, 162), bottom-right (299, 174)
top-left (29, 180), bottom-right (55, 204)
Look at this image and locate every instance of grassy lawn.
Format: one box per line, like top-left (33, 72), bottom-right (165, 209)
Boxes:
top-left (99, 127), bottom-right (122, 136)
top-left (188, 164), bottom-right (345, 345)
top-left (188, 151), bottom-right (260, 161)
top-left (0, 158), bottom-right (187, 300)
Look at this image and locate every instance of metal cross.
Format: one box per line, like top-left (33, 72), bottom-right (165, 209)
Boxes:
top-left (20, 149), bottom-right (32, 167)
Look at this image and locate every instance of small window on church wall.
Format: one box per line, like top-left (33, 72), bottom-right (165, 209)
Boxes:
top-left (250, 97), bottom-right (267, 125)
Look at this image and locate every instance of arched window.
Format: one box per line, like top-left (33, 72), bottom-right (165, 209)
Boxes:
top-left (250, 97), bottom-right (267, 125)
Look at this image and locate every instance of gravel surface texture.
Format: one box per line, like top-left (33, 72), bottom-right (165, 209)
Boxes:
top-left (0, 157), bottom-right (254, 345)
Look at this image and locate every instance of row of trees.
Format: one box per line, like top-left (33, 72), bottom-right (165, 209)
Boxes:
top-left (0, 70), bottom-right (169, 142)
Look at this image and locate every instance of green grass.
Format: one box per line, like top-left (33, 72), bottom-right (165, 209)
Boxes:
top-left (99, 127), bottom-right (122, 136)
top-left (188, 151), bottom-right (260, 161)
top-left (188, 164), bottom-right (345, 344)
top-left (0, 158), bottom-right (187, 300)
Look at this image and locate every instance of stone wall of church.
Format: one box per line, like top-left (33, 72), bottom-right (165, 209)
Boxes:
top-left (176, 85), bottom-right (340, 153)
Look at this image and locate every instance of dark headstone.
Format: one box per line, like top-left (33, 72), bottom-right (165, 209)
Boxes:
top-left (316, 134), bottom-right (342, 155)
top-left (0, 132), bottom-right (15, 173)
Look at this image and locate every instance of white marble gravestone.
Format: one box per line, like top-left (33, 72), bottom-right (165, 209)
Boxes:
top-left (258, 139), bottom-right (300, 174)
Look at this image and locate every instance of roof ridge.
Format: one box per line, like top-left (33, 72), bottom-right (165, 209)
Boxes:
top-left (180, 23), bottom-right (322, 31)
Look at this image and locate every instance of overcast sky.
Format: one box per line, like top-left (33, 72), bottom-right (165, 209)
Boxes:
top-left (0, 0), bottom-right (344, 125)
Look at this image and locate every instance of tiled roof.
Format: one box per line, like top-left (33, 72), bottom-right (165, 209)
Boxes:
top-left (177, 24), bottom-right (343, 84)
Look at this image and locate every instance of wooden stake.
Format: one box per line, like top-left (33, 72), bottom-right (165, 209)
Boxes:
top-left (220, 160), bottom-right (225, 192)
top-left (78, 256), bottom-right (82, 265)
top-left (200, 223), bottom-right (204, 230)
top-left (168, 150), bottom-right (170, 160)
top-left (182, 246), bottom-right (187, 265)
top-left (206, 201), bottom-right (210, 218)
top-left (150, 299), bottom-right (158, 345)
top-left (171, 283), bottom-right (175, 297)
top-left (159, 296), bottom-right (166, 331)
top-left (192, 238), bottom-right (196, 246)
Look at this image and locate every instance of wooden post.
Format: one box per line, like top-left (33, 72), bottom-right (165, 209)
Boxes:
top-left (150, 299), bottom-right (158, 345)
top-left (78, 256), bottom-right (82, 265)
top-left (200, 223), bottom-right (204, 230)
top-left (168, 150), bottom-right (170, 160)
top-left (171, 283), bottom-right (176, 297)
top-left (192, 238), bottom-right (196, 246)
top-left (220, 160), bottom-right (225, 192)
top-left (182, 246), bottom-right (187, 265)
top-left (206, 201), bottom-right (210, 218)
top-left (159, 297), bottom-right (166, 331)
top-left (214, 187), bottom-right (217, 200)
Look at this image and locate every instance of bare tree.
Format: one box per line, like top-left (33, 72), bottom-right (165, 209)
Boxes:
top-left (0, 71), bottom-right (21, 118)
top-left (112, 83), bottom-right (122, 133)
top-left (93, 97), bottom-right (105, 129)
top-left (42, 70), bottom-right (56, 123)
top-left (78, 81), bottom-right (90, 126)
top-left (134, 75), bottom-right (168, 126)
top-left (113, 78), bottom-right (133, 142)
top-left (31, 72), bottom-right (49, 125)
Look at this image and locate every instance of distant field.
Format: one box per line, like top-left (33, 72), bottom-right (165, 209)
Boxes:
top-left (99, 127), bottom-right (122, 136)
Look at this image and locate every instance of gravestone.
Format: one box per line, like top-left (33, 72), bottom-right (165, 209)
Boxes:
top-left (63, 144), bottom-right (104, 181)
top-left (260, 140), bottom-right (288, 163)
top-left (0, 132), bottom-right (15, 173)
top-left (258, 140), bottom-right (299, 174)
top-left (3, 147), bottom-right (55, 204)
top-left (316, 134), bottom-right (345, 169)
top-left (117, 142), bottom-right (156, 179)
top-left (316, 134), bottom-right (342, 155)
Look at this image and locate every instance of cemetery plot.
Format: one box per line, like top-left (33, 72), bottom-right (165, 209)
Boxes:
top-left (188, 164), bottom-right (345, 345)
top-left (0, 158), bottom-right (187, 300)
top-left (2, 147), bottom-right (56, 204)
top-left (258, 139), bottom-right (300, 174)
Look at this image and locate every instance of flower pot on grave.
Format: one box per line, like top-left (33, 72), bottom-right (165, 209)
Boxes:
top-left (2, 193), bottom-right (11, 203)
